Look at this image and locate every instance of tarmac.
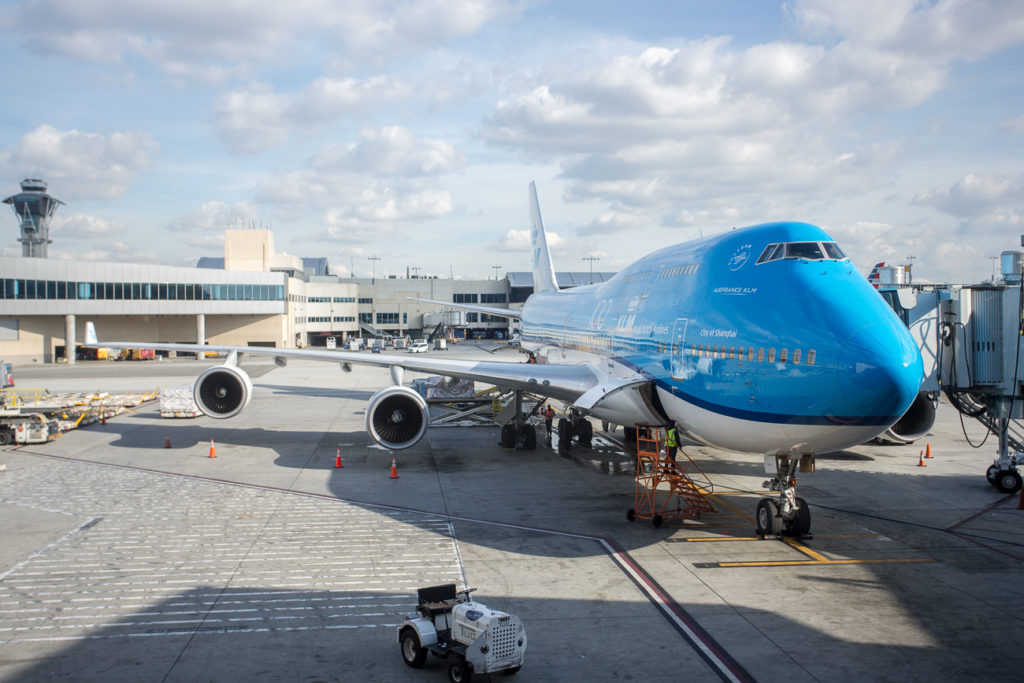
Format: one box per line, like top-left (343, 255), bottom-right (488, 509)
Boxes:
top-left (1, 343), bottom-right (1023, 682)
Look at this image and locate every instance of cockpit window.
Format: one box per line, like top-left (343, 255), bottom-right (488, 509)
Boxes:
top-left (785, 242), bottom-right (823, 260)
top-left (756, 241), bottom-right (848, 264)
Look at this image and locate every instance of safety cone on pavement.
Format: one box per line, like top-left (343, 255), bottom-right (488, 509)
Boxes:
top-left (389, 455), bottom-right (399, 479)
top-left (101, 414), bottom-right (106, 425)
top-left (164, 436), bottom-right (171, 449)
top-left (335, 446), bottom-right (343, 469)
top-left (209, 438), bottom-right (216, 458)
top-left (925, 443), bottom-right (933, 459)
top-left (917, 450), bottom-right (926, 467)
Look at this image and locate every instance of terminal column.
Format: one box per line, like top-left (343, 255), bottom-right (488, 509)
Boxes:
top-left (65, 314), bottom-right (75, 365)
top-left (196, 314), bottom-right (206, 346)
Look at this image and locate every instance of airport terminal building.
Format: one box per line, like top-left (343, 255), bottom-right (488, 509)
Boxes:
top-left (0, 226), bottom-right (611, 364)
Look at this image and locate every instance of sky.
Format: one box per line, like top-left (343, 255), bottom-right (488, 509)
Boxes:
top-left (1, 0), bottom-right (1023, 283)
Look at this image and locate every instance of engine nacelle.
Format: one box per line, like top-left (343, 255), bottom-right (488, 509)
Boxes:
top-left (193, 364), bottom-right (253, 419)
top-left (366, 385), bottom-right (429, 450)
top-left (881, 391), bottom-right (936, 444)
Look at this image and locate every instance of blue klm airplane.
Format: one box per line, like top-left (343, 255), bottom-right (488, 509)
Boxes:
top-left (86, 182), bottom-right (923, 537)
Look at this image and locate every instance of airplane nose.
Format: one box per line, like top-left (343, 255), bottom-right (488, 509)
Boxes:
top-left (837, 323), bottom-right (922, 419)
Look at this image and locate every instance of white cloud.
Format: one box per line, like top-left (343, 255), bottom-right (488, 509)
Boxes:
top-left (164, 200), bottom-right (263, 233)
top-left (495, 228), bottom-right (565, 252)
top-left (5, 0), bottom-right (522, 80)
top-left (0, 125), bottom-right (157, 200)
top-left (913, 173), bottom-right (1024, 219)
top-left (50, 213), bottom-right (125, 237)
top-left (214, 77), bottom-right (411, 153)
top-left (249, 127), bottom-right (462, 243)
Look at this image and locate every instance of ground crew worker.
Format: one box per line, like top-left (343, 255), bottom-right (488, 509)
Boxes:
top-left (665, 422), bottom-right (678, 462)
top-left (542, 404), bottom-right (556, 440)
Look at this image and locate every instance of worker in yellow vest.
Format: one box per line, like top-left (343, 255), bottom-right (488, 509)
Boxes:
top-left (665, 422), bottom-right (678, 462)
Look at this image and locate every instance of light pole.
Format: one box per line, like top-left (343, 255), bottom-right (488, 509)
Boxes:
top-left (583, 256), bottom-right (600, 284)
top-left (410, 266), bottom-right (421, 279)
top-left (905, 255), bottom-right (916, 287)
top-left (368, 256), bottom-right (381, 284)
top-left (492, 265), bottom-right (502, 280)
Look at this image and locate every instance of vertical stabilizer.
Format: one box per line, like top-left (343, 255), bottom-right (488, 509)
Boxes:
top-left (529, 182), bottom-right (560, 293)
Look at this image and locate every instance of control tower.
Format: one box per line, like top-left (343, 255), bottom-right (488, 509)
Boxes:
top-left (4, 178), bottom-right (64, 258)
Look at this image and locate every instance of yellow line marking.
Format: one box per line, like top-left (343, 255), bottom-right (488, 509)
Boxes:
top-left (714, 558), bottom-right (934, 568)
top-left (783, 536), bottom-right (831, 562)
top-left (706, 492), bottom-right (754, 522)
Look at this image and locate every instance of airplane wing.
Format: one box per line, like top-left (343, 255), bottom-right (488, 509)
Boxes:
top-left (84, 322), bottom-right (598, 403)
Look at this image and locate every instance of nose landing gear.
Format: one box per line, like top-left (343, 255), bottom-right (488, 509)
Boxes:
top-left (756, 454), bottom-right (813, 539)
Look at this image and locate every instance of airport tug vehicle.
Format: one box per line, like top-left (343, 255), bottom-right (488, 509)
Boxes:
top-left (399, 584), bottom-right (526, 682)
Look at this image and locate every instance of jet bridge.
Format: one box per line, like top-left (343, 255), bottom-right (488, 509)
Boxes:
top-left (881, 249), bottom-right (1024, 493)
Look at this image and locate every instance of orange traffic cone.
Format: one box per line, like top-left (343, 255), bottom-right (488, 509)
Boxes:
top-left (164, 436), bottom-right (171, 449)
top-left (917, 450), bottom-right (926, 467)
top-left (925, 443), bottom-right (933, 459)
top-left (335, 447), bottom-right (343, 469)
top-left (209, 439), bottom-right (216, 458)
top-left (101, 414), bottom-right (106, 425)
top-left (389, 455), bottom-right (399, 479)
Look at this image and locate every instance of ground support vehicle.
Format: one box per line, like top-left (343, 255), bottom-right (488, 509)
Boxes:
top-left (399, 584), bottom-right (526, 682)
top-left (0, 412), bottom-right (60, 445)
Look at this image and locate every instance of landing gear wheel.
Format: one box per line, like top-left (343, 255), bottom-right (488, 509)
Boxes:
top-left (986, 464), bottom-right (999, 486)
top-left (521, 424), bottom-right (537, 450)
top-left (789, 497), bottom-right (811, 537)
top-left (400, 630), bottom-right (427, 668)
top-left (652, 514), bottom-right (664, 529)
top-left (448, 659), bottom-right (472, 683)
top-left (500, 423), bottom-right (516, 449)
top-left (557, 418), bottom-right (573, 454)
top-left (993, 469), bottom-right (1022, 494)
top-left (626, 508), bottom-right (636, 522)
top-left (575, 418), bottom-right (593, 448)
top-left (756, 499), bottom-right (782, 537)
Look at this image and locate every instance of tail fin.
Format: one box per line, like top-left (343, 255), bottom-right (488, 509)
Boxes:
top-left (528, 182), bottom-right (560, 293)
top-left (85, 322), bottom-right (98, 346)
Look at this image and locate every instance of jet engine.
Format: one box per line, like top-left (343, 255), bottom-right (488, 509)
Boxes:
top-left (193, 364), bottom-right (253, 419)
top-left (880, 391), bottom-right (936, 444)
top-left (366, 385), bottom-right (429, 450)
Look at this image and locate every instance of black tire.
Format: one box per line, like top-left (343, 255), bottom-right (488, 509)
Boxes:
top-left (986, 464), bottom-right (999, 486)
top-left (791, 497), bottom-right (811, 536)
top-left (623, 426), bottom-right (637, 449)
top-left (500, 423), bottom-right (516, 449)
top-left (0, 429), bottom-right (12, 446)
top-left (557, 418), bottom-right (573, 453)
top-left (756, 499), bottom-right (782, 537)
top-left (449, 659), bottom-right (472, 683)
top-left (576, 418), bottom-right (593, 448)
top-left (521, 424), bottom-right (537, 450)
top-left (652, 514), bottom-right (664, 528)
top-left (993, 469), bottom-right (1023, 494)
top-left (400, 629), bottom-right (427, 668)
top-left (626, 508), bottom-right (636, 522)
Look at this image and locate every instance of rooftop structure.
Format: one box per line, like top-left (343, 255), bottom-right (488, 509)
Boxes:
top-left (3, 179), bottom-right (64, 258)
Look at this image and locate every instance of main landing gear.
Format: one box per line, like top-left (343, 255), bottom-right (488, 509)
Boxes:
top-left (755, 454), bottom-right (814, 539)
top-left (556, 410), bottom-right (592, 454)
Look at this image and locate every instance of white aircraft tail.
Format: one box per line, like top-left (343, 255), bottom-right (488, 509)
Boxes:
top-left (528, 182), bottom-right (560, 294)
top-left (85, 321), bottom-right (98, 346)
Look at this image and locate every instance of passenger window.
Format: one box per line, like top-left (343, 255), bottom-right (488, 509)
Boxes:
top-left (757, 348), bottom-right (765, 362)
top-left (806, 349), bottom-right (816, 365)
top-left (780, 348), bottom-right (788, 363)
top-left (747, 347), bottom-right (754, 361)
top-left (712, 345), bottom-right (719, 358)
top-left (793, 348), bottom-right (802, 364)
top-left (768, 348), bottom-right (776, 363)
top-left (729, 346), bottom-right (736, 359)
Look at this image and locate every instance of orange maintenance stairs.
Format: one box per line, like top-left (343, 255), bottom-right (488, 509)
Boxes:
top-left (627, 424), bottom-right (715, 528)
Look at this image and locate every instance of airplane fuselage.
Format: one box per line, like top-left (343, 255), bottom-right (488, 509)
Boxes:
top-left (519, 222), bottom-right (922, 455)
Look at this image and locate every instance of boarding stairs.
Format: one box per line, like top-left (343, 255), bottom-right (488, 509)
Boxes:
top-left (360, 322), bottom-right (387, 338)
top-left (628, 425), bottom-right (715, 528)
